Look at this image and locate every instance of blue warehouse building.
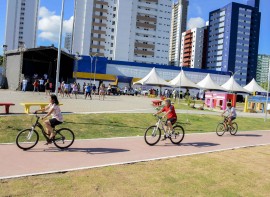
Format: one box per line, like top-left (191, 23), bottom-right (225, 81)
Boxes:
top-left (206, 0), bottom-right (261, 86)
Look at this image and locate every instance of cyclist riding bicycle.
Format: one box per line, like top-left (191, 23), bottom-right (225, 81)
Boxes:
top-left (221, 103), bottom-right (237, 131)
top-left (154, 99), bottom-right (177, 140)
top-left (35, 94), bottom-right (63, 144)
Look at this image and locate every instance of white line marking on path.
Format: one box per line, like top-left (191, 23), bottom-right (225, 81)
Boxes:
top-left (1, 142), bottom-right (270, 180)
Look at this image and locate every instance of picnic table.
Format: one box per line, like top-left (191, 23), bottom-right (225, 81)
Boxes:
top-left (0, 103), bottom-right (15, 114)
top-left (20, 103), bottom-right (63, 114)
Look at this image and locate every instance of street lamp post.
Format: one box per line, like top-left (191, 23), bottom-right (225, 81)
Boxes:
top-left (264, 62), bottom-right (270, 122)
top-left (55, 0), bottom-right (65, 95)
top-left (178, 65), bottom-right (183, 105)
top-left (2, 45), bottom-right (7, 77)
top-left (89, 53), bottom-right (98, 84)
top-left (74, 52), bottom-right (81, 82)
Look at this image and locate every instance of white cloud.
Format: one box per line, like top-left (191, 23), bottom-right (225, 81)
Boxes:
top-left (187, 17), bottom-right (206, 30)
top-left (38, 6), bottom-right (73, 43)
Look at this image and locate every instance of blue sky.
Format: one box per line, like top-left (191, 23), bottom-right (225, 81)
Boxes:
top-left (0, 0), bottom-right (269, 55)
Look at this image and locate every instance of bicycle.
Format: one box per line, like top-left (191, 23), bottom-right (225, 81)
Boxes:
top-left (216, 116), bottom-right (238, 136)
top-left (16, 114), bottom-right (75, 150)
top-left (144, 116), bottom-right (185, 146)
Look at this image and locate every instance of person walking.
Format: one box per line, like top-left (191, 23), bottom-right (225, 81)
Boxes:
top-left (93, 84), bottom-right (97, 95)
top-left (22, 78), bottom-right (28, 92)
top-left (45, 79), bottom-right (51, 95)
top-left (85, 83), bottom-right (92, 100)
top-left (39, 78), bottom-right (44, 92)
top-left (83, 82), bottom-right (86, 95)
top-left (99, 83), bottom-right (105, 100)
top-left (33, 79), bottom-right (39, 94)
top-left (72, 82), bottom-right (78, 99)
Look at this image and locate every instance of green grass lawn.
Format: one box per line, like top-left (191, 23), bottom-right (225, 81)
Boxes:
top-left (0, 113), bottom-right (269, 143)
top-left (1, 146), bottom-right (270, 196)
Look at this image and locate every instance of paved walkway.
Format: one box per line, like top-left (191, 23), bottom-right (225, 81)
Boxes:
top-left (1, 130), bottom-right (269, 180)
top-left (0, 90), bottom-right (269, 118)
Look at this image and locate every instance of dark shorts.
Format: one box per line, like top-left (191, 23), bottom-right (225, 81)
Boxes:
top-left (49, 118), bottom-right (62, 128)
top-left (229, 116), bottom-right (236, 121)
top-left (166, 118), bottom-right (177, 125)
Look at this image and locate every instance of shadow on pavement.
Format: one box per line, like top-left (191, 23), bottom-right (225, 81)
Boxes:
top-left (235, 134), bottom-right (262, 137)
top-left (181, 142), bottom-right (220, 148)
top-left (29, 147), bottom-right (130, 154)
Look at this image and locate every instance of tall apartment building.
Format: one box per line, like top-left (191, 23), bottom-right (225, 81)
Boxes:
top-left (256, 54), bottom-right (270, 84)
top-left (72, 0), bottom-right (172, 65)
top-left (169, 0), bottom-right (189, 66)
top-left (206, 0), bottom-right (261, 86)
top-left (64, 33), bottom-right (72, 53)
top-left (4, 0), bottom-right (40, 50)
top-left (180, 27), bottom-right (208, 69)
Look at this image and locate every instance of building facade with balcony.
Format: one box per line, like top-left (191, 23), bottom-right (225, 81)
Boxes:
top-left (256, 54), bottom-right (270, 85)
top-left (180, 27), bottom-right (208, 69)
top-left (168, 0), bottom-right (189, 66)
top-left (4, 0), bottom-right (40, 50)
top-left (206, 0), bottom-right (261, 86)
top-left (72, 0), bottom-right (172, 65)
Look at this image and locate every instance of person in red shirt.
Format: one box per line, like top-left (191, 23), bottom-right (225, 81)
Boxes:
top-left (154, 99), bottom-right (177, 138)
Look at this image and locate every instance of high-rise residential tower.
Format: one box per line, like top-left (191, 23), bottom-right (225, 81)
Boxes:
top-left (206, 0), bottom-right (261, 86)
top-left (180, 26), bottom-right (208, 69)
top-left (72, 0), bottom-right (172, 65)
top-left (256, 54), bottom-right (270, 84)
top-left (169, 0), bottom-right (189, 66)
top-left (64, 33), bottom-right (72, 53)
top-left (4, 0), bottom-right (40, 50)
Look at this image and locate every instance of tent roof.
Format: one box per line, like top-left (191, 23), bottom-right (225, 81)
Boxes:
top-left (169, 70), bottom-right (199, 89)
top-left (197, 74), bottom-right (226, 91)
top-left (133, 67), bottom-right (171, 86)
top-left (244, 78), bottom-right (267, 93)
top-left (221, 76), bottom-right (250, 93)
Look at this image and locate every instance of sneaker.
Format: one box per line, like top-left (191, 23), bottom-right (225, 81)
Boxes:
top-left (161, 135), bottom-right (167, 141)
top-left (44, 139), bottom-right (52, 145)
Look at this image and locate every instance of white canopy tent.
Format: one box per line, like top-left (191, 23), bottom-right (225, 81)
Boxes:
top-left (197, 74), bottom-right (226, 91)
top-left (169, 70), bottom-right (199, 89)
top-left (133, 67), bottom-right (171, 86)
top-left (221, 76), bottom-right (250, 93)
top-left (244, 78), bottom-right (267, 93)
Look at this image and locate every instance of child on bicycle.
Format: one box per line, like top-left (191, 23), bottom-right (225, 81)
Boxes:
top-left (221, 103), bottom-right (237, 131)
top-left (35, 94), bottom-right (63, 144)
top-left (154, 99), bottom-right (177, 140)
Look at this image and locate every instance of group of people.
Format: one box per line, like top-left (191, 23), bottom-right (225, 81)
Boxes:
top-left (58, 81), bottom-right (106, 100)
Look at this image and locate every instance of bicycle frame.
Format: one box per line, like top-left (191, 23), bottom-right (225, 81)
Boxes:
top-left (29, 115), bottom-right (50, 141)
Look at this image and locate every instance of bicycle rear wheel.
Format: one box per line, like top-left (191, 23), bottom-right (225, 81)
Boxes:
top-left (170, 125), bottom-right (185, 144)
top-left (53, 128), bottom-right (75, 149)
top-left (144, 126), bottom-right (161, 146)
top-left (230, 122), bottom-right (238, 135)
top-left (216, 123), bottom-right (226, 136)
top-left (16, 129), bottom-right (39, 150)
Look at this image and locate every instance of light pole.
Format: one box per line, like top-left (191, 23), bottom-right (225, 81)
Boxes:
top-left (178, 65), bottom-right (183, 105)
top-left (264, 61), bottom-right (270, 122)
top-left (74, 52), bottom-right (81, 82)
top-left (55, 0), bottom-right (65, 95)
top-left (2, 45), bottom-right (7, 77)
top-left (89, 53), bottom-right (98, 84)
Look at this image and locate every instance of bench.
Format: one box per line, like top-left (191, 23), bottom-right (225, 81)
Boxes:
top-left (0, 103), bottom-right (15, 114)
top-left (152, 100), bottom-right (162, 106)
top-left (20, 103), bottom-right (63, 114)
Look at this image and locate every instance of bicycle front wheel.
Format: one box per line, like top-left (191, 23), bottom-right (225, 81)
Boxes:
top-left (16, 129), bottom-right (39, 150)
top-left (53, 128), bottom-right (75, 149)
top-left (230, 122), bottom-right (238, 135)
top-left (144, 126), bottom-right (161, 146)
top-left (170, 125), bottom-right (185, 144)
top-left (216, 123), bottom-right (226, 136)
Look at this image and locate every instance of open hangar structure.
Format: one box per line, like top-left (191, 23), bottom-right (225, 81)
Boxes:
top-left (75, 56), bottom-right (231, 90)
top-left (5, 46), bottom-right (75, 90)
